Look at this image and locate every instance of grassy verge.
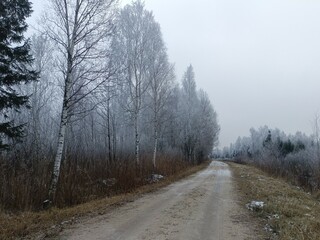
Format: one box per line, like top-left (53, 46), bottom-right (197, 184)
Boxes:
top-left (0, 161), bottom-right (209, 239)
top-left (229, 162), bottom-right (320, 240)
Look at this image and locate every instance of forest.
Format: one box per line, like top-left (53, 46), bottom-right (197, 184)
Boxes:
top-left (0, 0), bottom-right (220, 211)
top-left (216, 124), bottom-right (320, 193)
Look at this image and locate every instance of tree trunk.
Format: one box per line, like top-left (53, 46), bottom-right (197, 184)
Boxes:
top-left (112, 116), bottom-right (117, 161)
top-left (134, 112), bottom-right (140, 169)
top-left (48, 105), bottom-right (68, 203)
top-left (152, 128), bottom-right (158, 171)
top-left (48, 31), bottom-right (73, 204)
top-left (107, 88), bottom-right (112, 164)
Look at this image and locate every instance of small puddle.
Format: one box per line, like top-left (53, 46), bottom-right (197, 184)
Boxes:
top-left (208, 161), bottom-right (231, 177)
top-left (216, 169), bottom-right (231, 177)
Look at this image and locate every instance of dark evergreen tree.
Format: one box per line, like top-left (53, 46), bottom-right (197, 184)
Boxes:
top-left (0, 0), bottom-right (38, 149)
top-left (263, 130), bottom-right (272, 147)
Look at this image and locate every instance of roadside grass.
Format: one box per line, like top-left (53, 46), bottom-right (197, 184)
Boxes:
top-left (0, 161), bottom-right (209, 239)
top-left (229, 162), bottom-right (320, 240)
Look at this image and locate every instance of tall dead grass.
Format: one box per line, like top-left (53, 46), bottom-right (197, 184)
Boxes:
top-left (0, 159), bottom-right (208, 239)
top-left (0, 153), bottom-right (191, 211)
top-left (230, 162), bottom-right (320, 240)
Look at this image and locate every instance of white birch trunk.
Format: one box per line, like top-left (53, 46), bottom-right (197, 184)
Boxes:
top-left (152, 128), bottom-right (158, 170)
top-left (48, 57), bottom-right (73, 203)
top-left (43, 0), bottom-right (116, 206)
top-left (48, 105), bottom-right (68, 202)
top-left (152, 100), bottom-right (158, 170)
top-left (48, 4), bottom-right (74, 202)
top-left (134, 112), bottom-right (140, 167)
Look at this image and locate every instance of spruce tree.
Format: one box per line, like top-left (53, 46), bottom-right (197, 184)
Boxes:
top-left (0, 0), bottom-right (38, 149)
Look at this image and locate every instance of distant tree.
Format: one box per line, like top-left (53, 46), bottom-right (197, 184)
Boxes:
top-left (195, 90), bottom-right (220, 162)
top-left (223, 126), bottom-right (319, 191)
top-left (177, 66), bottom-right (220, 163)
top-left (27, 34), bottom-right (56, 159)
top-left (180, 65), bottom-right (198, 162)
top-left (312, 114), bottom-right (320, 162)
top-left (263, 130), bottom-right (272, 147)
top-left (0, 0), bottom-right (38, 150)
top-left (12, 33), bottom-right (58, 163)
top-left (147, 32), bottom-right (175, 170)
top-left (111, 1), bottom-right (165, 168)
top-left (278, 139), bottom-right (294, 157)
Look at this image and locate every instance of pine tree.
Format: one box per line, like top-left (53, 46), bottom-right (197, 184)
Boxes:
top-left (0, 0), bottom-right (38, 149)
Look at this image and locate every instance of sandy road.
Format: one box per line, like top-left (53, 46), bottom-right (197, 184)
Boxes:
top-left (60, 161), bottom-right (256, 240)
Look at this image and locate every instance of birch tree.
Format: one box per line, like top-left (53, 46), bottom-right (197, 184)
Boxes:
top-left (147, 46), bottom-right (174, 170)
top-left (43, 0), bottom-right (118, 204)
top-left (111, 1), bottom-right (162, 168)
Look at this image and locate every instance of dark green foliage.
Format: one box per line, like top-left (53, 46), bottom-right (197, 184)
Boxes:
top-left (278, 139), bottom-right (295, 157)
top-left (294, 140), bottom-right (305, 152)
top-left (263, 130), bottom-right (272, 147)
top-left (0, 0), bottom-right (38, 149)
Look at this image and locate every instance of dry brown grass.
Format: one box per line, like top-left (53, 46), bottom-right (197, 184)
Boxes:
top-left (0, 161), bottom-right (209, 239)
top-left (0, 154), bottom-right (194, 211)
top-left (229, 162), bottom-right (320, 240)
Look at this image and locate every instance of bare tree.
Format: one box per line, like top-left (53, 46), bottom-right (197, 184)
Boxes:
top-left (195, 90), bottom-right (220, 161)
top-left (147, 48), bottom-right (175, 170)
top-left (111, 1), bottom-right (162, 168)
top-left (11, 33), bottom-right (59, 163)
top-left (180, 65), bottom-right (199, 163)
top-left (29, 34), bottom-right (56, 159)
top-left (42, 0), bottom-right (118, 204)
top-left (312, 114), bottom-right (320, 163)
top-left (96, 81), bottom-right (118, 165)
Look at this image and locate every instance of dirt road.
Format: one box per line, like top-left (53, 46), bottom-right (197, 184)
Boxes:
top-left (60, 161), bottom-right (257, 240)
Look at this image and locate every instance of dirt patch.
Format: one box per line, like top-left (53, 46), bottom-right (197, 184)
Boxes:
top-left (229, 162), bottom-right (320, 240)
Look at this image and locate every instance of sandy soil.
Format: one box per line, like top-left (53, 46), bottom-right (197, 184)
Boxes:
top-left (58, 161), bottom-right (257, 240)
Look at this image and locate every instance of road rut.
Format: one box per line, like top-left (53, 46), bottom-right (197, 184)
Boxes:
top-left (60, 161), bottom-right (256, 240)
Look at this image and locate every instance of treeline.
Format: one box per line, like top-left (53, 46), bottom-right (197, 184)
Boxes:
top-left (0, 0), bottom-right (219, 210)
top-left (216, 126), bottom-right (320, 192)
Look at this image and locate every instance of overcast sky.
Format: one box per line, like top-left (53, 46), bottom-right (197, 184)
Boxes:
top-left (28, 0), bottom-right (320, 147)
